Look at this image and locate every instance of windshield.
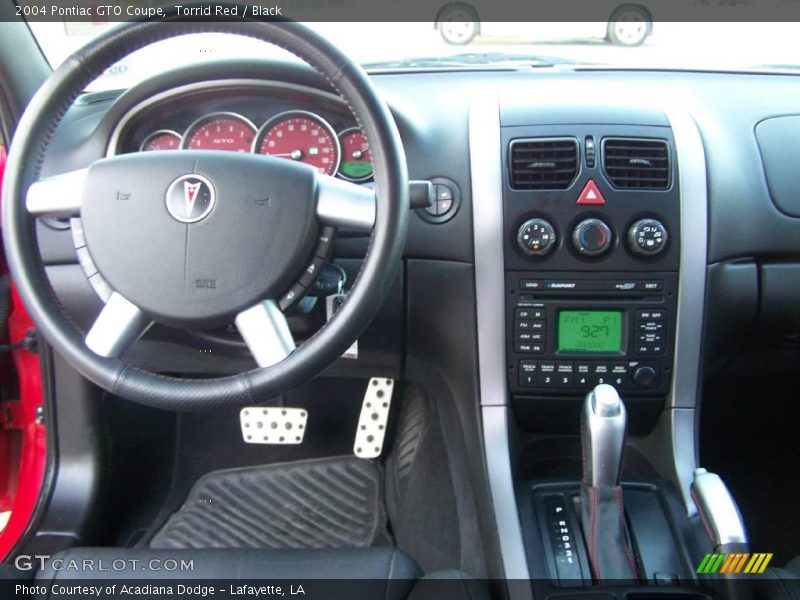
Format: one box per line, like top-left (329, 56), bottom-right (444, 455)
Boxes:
top-left (27, 21), bottom-right (800, 92)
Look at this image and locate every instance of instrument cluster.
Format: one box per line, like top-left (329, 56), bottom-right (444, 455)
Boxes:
top-left (129, 99), bottom-right (373, 182)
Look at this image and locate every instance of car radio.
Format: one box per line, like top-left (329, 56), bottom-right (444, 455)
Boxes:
top-left (506, 271), bottom-right (677, 396)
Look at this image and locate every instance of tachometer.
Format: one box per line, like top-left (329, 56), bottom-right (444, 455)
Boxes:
top-left (254, 111), bottom-right (340, 176)
top-left (337, 128), bottom-right (373, 182)
top-left (182, 112), bottom-right (257, 153)
top-left (140, 130), bottom-right (182, 152)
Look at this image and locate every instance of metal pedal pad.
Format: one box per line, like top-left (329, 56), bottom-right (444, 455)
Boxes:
top-left (240, 407), bottom-right (307, 444)
top-left (354, 378), bottom-right (394, 459)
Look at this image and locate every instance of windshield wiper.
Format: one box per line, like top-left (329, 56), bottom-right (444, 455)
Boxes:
top-left (363, 52), bottom-right (570, 69)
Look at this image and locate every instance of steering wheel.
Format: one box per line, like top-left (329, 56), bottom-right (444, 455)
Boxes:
top-left (1, 20), bottom-right (408, 411)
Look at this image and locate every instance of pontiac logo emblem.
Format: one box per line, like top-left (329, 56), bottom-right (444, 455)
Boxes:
top-left (166, 174), bottom-right (215, 223)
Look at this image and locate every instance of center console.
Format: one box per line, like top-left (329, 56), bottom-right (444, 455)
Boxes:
top-left (470, 94), bottom-right (733, 600)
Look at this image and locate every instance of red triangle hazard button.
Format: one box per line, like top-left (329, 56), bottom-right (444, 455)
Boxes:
top-left (577, 179), bottom-right (605, 205)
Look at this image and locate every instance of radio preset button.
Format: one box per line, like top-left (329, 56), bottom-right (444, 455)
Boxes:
top-left (556, 363), bottom-right (575, 387)
top-left (539, 363), bottom-right (557, 387)
top-left (592, 363), bottom-right (611, 386)
top-left (519, 361), bottom-right (538, 387)
top-left (610, 363), bottom-right (629, 387)
top-left (575, 363), bottom-right (592, 387)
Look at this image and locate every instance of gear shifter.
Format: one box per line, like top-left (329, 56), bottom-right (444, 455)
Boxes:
top-left (580, 384), bottom-right (638, 582)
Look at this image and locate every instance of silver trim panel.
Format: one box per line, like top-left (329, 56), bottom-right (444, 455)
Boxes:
top-left (85, 292), bottom-right (152, 358)
top-left (26, 168), bottom-right (87, 217)
top-left (691, 468), bottom-right (748, 546)
top-left (234, 299), bottom-right (296, 368)
top-left (470, 93), bottom-right (532, 586)
top-left (316, 174), bottom-right (376, 231)
top-left (663, 105), bottom-right (709, 515)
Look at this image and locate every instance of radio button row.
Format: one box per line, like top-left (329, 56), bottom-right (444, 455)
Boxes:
top-left (637, 320), bottom-right (665, 333)
top-left (636, 332), bottom-right (664, 344)
top-left (637, 309), bottom-right (666, 321)
top-left (519, 360), bottom-right (660, 390)
top-left (516, 307), bottom-right (545, 320)
top-left (636, 343), bottom-right (666, 356)
top-left (516, 319), bottom-right (546, 331)
top-left (516, 342), bottom-right (545, 354)
top-left (516, 331), bottom-right (546, 342)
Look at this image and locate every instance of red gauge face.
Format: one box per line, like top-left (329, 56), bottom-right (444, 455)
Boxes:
top-left (140, 130), bottom-right (181, 152)
top-left (337, 129), bottom-right (373, 181)
top-left (183, 113), bottom-right (256, 153)
top-left (256, 112), bottom-right (340, 176)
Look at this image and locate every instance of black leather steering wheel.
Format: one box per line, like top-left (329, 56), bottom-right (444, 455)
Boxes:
top-left (1, 20), bottom-right (408, 411)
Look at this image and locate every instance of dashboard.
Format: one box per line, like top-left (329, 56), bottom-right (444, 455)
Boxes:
top-left (32, 59), bottom-right (800, 384)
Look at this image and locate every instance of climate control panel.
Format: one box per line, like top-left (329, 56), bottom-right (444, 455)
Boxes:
top-left (515, 216), bottom-right (670, 262)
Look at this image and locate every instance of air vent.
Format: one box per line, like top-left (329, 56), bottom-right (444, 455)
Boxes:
top-left (603, 138), bottom-right (670, 189)
top-left (509, 138), bottom-right (578, 190)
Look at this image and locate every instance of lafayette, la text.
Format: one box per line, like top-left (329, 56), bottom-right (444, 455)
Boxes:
top-left (17, 584), bottom-right (306, 597)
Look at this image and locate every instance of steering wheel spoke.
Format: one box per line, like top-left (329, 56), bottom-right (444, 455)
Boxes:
top-left (26, 168), bottom-right (88, 217)
top-left (85, 292), bottom-right (152, 358)
top-left (235, 299), bottom-right (296, 368)
top-left (316, 174), bottom-right (376, 232)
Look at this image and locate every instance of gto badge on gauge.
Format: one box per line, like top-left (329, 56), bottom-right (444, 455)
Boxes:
top-left (165, 174), bottom-right (216, 223)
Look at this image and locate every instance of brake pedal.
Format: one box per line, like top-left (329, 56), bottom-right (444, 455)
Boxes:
top-left (240, 407), bottom-right (307, 444)
top-left (354, 378), bottom-right (394, 459)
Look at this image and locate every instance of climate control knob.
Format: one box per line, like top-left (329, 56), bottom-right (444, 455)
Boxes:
top-left (572, 218), bottom-right (613, 257)
top-left (628, 218), bottom-right (668, 257)
top-left (517, 218), bottom-right (557, 257)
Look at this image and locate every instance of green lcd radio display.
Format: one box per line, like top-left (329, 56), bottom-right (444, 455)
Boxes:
top-left (558, 310), bottom-right (623, 353)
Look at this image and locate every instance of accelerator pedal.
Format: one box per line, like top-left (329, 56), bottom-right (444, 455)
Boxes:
top-left (354, 377), bottom-right (394, 459)
top-left (239, 406), bottom-right (307, 445)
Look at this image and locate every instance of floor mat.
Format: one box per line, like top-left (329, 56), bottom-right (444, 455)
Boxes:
top-left (150, 455), bottom-right (390, 550)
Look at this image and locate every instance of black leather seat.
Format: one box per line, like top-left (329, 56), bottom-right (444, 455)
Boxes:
top-left (33, 547), bottom-right (490, 600)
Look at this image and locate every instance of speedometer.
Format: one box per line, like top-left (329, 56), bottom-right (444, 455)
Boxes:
top-left (254, 111), bottom-right (340, 176)
top-left (182, 112), bottom-right (257, 153)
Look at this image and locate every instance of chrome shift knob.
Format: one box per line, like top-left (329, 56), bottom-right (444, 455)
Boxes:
top-left (582, 384), bottom-right (627, 488)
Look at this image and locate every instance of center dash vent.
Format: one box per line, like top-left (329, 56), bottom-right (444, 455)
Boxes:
top-left (603, 138), bottom-right (670, 189)
top-left (509, 138), bottom-right (578, 190)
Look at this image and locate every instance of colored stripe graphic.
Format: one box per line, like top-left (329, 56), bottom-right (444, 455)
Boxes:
top-left (697, 553), bottom-right (774, 574)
